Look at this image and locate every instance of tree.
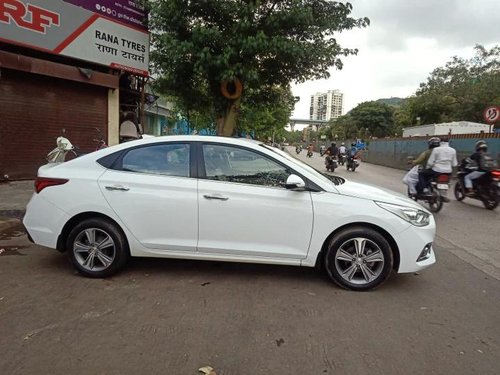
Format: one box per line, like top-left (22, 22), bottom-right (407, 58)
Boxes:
top-left (148, 0), bottom-right (369, 136)
top-left (409, 45), bottom-right (500, 125)
top-left (348, 101), bottom-right (394, 138)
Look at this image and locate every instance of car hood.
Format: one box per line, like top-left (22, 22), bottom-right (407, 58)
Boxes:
top-left (335, 180), bottom-right (425, 209)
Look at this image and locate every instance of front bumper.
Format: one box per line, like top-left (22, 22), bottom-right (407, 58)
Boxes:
top-left (393, 216), bottom-right (436, 273)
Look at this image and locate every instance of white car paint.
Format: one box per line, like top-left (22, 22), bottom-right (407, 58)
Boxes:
top-left (23, 135), bottom-right (436, 282)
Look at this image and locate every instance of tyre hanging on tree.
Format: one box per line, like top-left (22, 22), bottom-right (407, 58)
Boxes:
top-left (220, 78), bottom-right (243, 100)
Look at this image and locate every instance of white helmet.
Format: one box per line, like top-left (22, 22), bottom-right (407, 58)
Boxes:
top-left (120, 120), bottom-right (140, 139)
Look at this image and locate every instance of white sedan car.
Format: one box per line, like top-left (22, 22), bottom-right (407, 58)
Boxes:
top-left (24, 136), bottom-right (436, 290)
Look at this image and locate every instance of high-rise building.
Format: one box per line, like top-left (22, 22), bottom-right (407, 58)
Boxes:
top-left (309, 90), bottom-right (344, 121)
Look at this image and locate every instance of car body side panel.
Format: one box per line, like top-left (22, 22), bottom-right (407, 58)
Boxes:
top-left (302, 191), bottom-right (420, 267)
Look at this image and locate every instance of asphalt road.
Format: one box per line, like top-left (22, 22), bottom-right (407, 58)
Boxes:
top-left (0, 152), bottom-right (499, 375)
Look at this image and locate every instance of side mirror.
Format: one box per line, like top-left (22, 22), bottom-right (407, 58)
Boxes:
top-left (285, 174), bottom-right (306, 190)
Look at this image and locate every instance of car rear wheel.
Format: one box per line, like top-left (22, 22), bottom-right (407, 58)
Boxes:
top-left (66, 218), bottom-right (129, 278)
top-left (325, 227), bottom-right (393, 291)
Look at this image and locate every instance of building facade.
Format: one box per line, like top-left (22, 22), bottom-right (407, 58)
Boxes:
top-left (0, 0), bottom-right (149, 180)
top-left (309, 90), bottom-right (344, 121)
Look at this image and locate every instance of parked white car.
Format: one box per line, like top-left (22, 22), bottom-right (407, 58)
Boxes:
top-left (24, 136), bottom-right (436, 290)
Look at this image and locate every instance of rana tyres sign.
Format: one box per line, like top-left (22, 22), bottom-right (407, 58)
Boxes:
top-left (0, 0), bottom-right (149, 76)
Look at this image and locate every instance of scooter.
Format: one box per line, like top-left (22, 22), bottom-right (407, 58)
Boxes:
top-left (346, 156), bottom-right (360, 171)
top-left (325, 155), bottom-right (338, 172)
top-left (454, 166), bottom-right (500, 210)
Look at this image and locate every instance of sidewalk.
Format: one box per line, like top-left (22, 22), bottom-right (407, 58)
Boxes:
top-left (0, 180), bottom-right (33, 231)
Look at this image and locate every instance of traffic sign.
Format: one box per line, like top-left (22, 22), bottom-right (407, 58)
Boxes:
top-left (483, 106), bottom-right (500, 123)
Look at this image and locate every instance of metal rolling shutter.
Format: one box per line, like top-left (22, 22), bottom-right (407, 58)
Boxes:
top-left (0, 69), bottom-right (108, 180)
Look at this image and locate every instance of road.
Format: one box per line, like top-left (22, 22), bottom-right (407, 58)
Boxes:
top-left (0, 152), bottom-right (499, 374)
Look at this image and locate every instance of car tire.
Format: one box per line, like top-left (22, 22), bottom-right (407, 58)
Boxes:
top-left (324, 227), bottom-right (393, 291)
top-left (66, 218), bottom-right (129, 278)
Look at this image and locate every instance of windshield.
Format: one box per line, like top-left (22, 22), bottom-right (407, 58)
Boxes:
top-left (260, 144), bottom-right (345, 186)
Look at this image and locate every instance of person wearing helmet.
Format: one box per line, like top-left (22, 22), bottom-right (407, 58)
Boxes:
top-left (464, 140), bottom-right (494, 196)
top-left (338, 142), bottom-right (346, 155)
top-left (419, 135), bottom-right (458, 194)
top-left (405, 137), bottom-right (440, 196)
top-left (326, 142), bottom-right (338, 157)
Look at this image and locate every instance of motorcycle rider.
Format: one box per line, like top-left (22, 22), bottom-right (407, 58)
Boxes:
top-left (464, 140), bottom-right (494, 196)
top-left (405, 137), bottom-right (440, 196)
top-left (307, 143), bottom-right (314, 156)
top-left (338, 142), bottom-right (346, 155)
top-left (419, 135), bottom-right (458, 195)
top-left (326, 142), bottom-right (338, 157)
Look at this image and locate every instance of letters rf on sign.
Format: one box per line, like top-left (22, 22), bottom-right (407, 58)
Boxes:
top-left (0, 0), bottom-right (60, 34)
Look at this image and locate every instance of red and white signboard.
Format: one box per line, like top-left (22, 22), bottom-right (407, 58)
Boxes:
top-left (0, 0), bottom-right (149, 76)
top-left (483, 106), bottom-right (500, 124)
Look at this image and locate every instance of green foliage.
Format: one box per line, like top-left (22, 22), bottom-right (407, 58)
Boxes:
top-left (394, 45), bottom-right (500, 128)
top-left (347, 101), bottom-right (395, 138)
top-left (147, 0), bottom-right (369, 134)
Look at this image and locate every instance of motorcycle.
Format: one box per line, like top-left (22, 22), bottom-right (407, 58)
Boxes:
top-left (339, 153), bottom-right (346, 166)
top-left (306, 150), bottom-right (313, 158)
top-left (295, 146), bottom-right (302, 154)
top-left (454, 167), bottom-right (500, 210)
top-left (346, 156), bottom-right (360, 171)
top-left (325, 155), bottom-right (338, 172)
top-left (409, 173), bottom-right (451, 213)
top-left (319, 146), bottom-right (326, 157)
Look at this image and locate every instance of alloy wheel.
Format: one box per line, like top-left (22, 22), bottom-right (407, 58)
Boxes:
top-left (73, 228), bottom-right (116, 272)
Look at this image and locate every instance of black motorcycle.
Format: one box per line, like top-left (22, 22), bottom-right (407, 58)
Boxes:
top-left (454, 168), bottom-right (500, 210)
top-left (410, 173), bottom-right (451, 213)
top-left (295, 146), bottom-right (302, 154)
top-left (325, 155), bottom-right (338, 172)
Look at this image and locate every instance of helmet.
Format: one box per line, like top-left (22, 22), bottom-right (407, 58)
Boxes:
top-left (341, 142), bottom-right (345, 146)
top-left (351, 142), bottom-right (356, 147)
top-left (475, 140), bottom-right (488, 151)
top-left (331, 143), bottom-right (336, 146)
top-left (428, 137), bottom-right (440, 149)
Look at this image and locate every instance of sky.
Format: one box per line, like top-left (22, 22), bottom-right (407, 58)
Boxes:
top-left (291, 0), bottom-right (500, 125)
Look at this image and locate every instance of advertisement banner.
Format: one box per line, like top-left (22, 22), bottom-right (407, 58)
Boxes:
top-left (63, 0), bottom-right (147, 31)
top-left (0, 0), bottom-right (149, 76)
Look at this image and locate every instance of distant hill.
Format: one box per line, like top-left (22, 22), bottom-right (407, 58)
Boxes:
top-left (376, 97), bottom-right (405, 107)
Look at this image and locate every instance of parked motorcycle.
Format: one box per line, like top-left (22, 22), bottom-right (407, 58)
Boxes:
top-left (454, 167), bottom-right (500, 210)
top-left (325, 155), bottom-right (338, 172)
top-left (346, 156), bottom-right (360, 172)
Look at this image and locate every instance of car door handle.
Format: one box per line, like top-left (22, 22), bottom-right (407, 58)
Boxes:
top-left (105, 185), bottom-right (130, 191)
top-left (203, 194), bottom-right (229, 201)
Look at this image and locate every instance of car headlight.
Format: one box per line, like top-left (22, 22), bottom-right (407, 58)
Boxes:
top-left (375, 201), bottom-right (430, 227)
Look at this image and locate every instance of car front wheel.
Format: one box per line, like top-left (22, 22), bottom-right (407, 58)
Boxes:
top-left (325, 227), bottom-right (393, 291)
top-left (66, 218), bottom-right (129, 278)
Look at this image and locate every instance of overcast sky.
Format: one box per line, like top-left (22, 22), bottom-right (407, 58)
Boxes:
top-left (291, 0), bottom-right (500, 122)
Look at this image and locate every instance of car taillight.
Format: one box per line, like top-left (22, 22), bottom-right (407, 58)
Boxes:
top-left (437, 174), bottom-right (450, 183)
top-left (491, 170), bottom-right (500, 179)
top-left (35, 177), bottom-right (69, 193)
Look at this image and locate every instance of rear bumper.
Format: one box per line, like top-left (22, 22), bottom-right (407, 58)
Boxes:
top-left (23, 194), bottom-right (69, 250)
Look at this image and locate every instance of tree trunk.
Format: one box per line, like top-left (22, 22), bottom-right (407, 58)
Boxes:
top-left (216, 98), bottom-right (241, 136)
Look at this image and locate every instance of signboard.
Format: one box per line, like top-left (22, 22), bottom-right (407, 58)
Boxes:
top-left (0, 0), bottom-right (149, 76)
top-left (483, 106), bottom-right (500, 124)
top-left (63, 0), bottom-right (147, 31)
